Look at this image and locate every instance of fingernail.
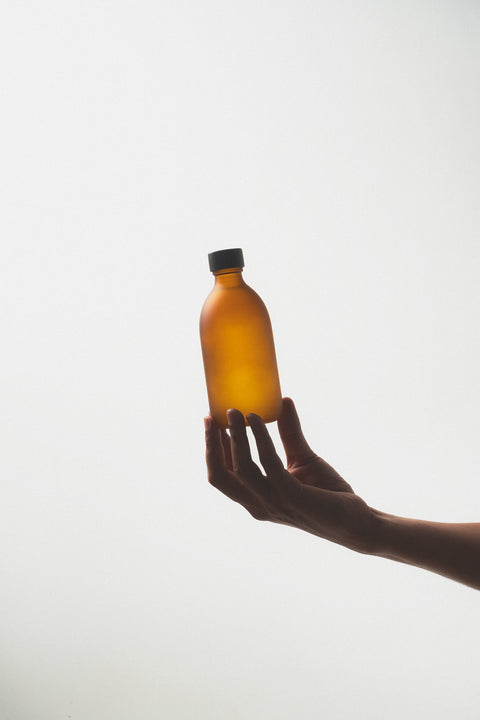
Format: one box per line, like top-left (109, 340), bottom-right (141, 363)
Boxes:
top-left (226, 409), bottom-right (235, 424)
top-left (204, 417), bottom-right (211, 431)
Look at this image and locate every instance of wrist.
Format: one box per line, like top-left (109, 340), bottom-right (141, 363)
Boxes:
top-left (367, 507), bottom-right (398, 558)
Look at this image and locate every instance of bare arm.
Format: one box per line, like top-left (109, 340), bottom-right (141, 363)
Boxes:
top-left (204, 397), bottom-right (480, 591)
top-left (373, 511), bottom-right (480, 590)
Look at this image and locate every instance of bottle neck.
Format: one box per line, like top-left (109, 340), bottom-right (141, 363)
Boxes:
top-left (213, 267), bottom-right (245, 288)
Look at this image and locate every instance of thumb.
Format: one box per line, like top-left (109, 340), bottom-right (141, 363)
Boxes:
top-left (277, 397), bottom-right (317, 468)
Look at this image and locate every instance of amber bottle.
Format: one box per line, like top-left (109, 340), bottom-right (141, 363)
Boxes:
top-left (200, 248), bottom-right (282, 428)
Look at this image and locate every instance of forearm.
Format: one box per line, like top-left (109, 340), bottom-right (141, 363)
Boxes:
top-left (370, 509), bottom-right (480, 590)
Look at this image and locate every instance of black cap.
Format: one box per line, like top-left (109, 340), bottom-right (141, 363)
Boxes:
top-left (208, 248), bottom-right (244, 272)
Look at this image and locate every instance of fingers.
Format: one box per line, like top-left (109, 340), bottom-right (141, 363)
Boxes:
top-left (205, 410), bottom-right (300, 526)
top-left (204, 415), bottom-right (258, 508)
top-left (277, 397), bottom-right (317, 467)
top-left (227, 409), bottom-right (281, 498)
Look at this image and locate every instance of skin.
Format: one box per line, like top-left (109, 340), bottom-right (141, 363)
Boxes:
top-left (204, 397), bottom-right (480, 591)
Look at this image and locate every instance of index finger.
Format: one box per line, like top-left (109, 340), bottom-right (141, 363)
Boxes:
top-left (277, 397), bottom-right (317, 467)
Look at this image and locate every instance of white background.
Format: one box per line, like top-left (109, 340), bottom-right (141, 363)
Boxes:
top-left (1, 1), bottom-right (479, 718)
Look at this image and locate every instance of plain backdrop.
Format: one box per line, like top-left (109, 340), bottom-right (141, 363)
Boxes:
top-left (1, 1), bottom-right (479, 718)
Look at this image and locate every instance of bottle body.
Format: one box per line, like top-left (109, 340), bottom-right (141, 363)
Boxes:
top-left (200, 267), bottom-right (282, 428)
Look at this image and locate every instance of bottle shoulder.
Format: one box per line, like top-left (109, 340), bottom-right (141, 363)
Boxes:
top-left (200, 283), bottom-right (269, 325)
top-left (203, 282), bottom-right (266, 305)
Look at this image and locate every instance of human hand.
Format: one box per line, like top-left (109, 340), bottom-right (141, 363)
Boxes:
top-left (205, 397), bottom-right (378, 554)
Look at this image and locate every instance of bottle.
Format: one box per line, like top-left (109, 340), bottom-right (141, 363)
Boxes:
top-left (200, 248), bottom-right (282, 429)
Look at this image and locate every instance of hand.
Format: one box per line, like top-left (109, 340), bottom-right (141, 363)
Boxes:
top-left (204, 397), bottom-right (378, 554)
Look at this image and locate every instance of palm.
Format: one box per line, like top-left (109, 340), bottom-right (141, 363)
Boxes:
top-left (288, 455), bottom-right (354, 494)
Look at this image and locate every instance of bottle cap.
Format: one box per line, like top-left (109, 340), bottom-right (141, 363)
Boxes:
top-left (208, 248), bottom-right (244, 272)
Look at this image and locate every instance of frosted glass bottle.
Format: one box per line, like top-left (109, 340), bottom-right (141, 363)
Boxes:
top-left (200, 248), bottom-right (282, 428)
